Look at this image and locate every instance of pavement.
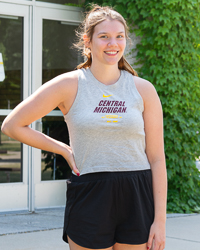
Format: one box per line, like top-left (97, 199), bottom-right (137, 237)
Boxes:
top-left (0, 208), bottom-right (200, 250)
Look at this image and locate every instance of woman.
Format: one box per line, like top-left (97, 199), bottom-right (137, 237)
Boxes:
top-left (1, 5), bottom-right (167, 250)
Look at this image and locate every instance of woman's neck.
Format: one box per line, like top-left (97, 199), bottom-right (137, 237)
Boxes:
top-left (89, 64), bottom-right (121, 86)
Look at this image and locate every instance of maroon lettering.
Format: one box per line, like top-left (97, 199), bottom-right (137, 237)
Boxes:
top-left (102, 107), bottom-right (107, 113)
top-left (107, 101), bottom-right (111, 106)
top-left (113, 107), bottom-right (118, 113)
top-left (99, 100), bottom-right (104, 106)
top-left (94, 100), bottom-right (127, 114)
top-left (99, 107), bottom-right (103, 112)
top-left (103, 101), bottom-right (107, 106)
top-left (110, 107), bottom-right (114, 113)
top-left (114, 101), bottom-right (119, 106)
top-left (93, 107), bottom-right (101, 113)
top-left (111, 101), bottom-right (115, 106)
top-left (122, 107), bottom-right (127, 113)
top-left (106, 107), bottom-right (112, 113)
top-left (118, 107), bottom-right (122, 113)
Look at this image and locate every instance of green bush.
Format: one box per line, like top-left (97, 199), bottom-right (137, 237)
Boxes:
top-left (85, 0), bottom-right (200, 213)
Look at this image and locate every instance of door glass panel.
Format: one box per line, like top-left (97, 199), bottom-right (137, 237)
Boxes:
top-left (0, 16), bottom-right (23, 109)
top-left (37, 0), bottom-right (81, 5)
top-left (41, 19), bottom-right (82, 180)
top-left (0, 15), bottom-right (23, 183)
top-left (41, 116), bottom-right (71, 180)
top-left (0, 116), bottom-right (22, 183)
top-left (42, 19), bottom-right (81, 84)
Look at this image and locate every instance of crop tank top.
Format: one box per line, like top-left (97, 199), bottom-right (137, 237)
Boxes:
top-left (64, 68), bottom-right (151, 175)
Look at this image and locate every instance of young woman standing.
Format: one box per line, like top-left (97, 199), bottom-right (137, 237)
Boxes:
top-left (1, 5), bottom-right (167, 250)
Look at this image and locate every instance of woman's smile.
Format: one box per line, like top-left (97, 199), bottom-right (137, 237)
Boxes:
top-left (104, 50), bottom-right (119, 56)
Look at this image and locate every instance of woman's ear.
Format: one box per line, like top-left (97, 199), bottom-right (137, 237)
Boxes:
top-left (83, 33), bottom-right (90, 48)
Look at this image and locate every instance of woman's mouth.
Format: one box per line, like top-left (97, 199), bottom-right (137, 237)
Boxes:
top-left (104, 51), bottom-right (119, 55)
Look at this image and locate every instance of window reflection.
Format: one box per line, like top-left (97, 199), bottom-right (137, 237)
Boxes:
top-left (0, 117), bottom-right (22, 183)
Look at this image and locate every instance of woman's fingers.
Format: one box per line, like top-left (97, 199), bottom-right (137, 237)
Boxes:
top-left (147, 237), bottom-right (165, 250)
top-left (65, 147), bottom-right (80, 176)
top-left (153, 239), bottom-right (165, 250)
top-left (71, 162), bottom-right (80, 176)
top-left (147, 229), bottom-right (154, 249)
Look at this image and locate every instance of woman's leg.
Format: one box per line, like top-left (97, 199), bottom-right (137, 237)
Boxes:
top-left (113, 242), bottom-right (148, 250)
top-left (68, 236), bottom-right (113, 250)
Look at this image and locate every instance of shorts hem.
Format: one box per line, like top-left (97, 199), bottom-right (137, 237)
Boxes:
top-left (65, 231), bottom-right (116, 249)
top-left (115, 240), bottom-right (148, 245)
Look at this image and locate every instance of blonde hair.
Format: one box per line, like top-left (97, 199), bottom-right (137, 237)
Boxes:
top-left (74, 4), bottom-right (138, 76)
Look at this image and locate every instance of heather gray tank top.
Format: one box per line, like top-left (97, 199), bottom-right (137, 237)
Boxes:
top-left (64, 68), bottom-right (150, 175)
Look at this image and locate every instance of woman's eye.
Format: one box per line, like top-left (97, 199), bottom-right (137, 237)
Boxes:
top-left (100, 35), bottom-right (108, 38)
top-left (117, 35), bottom-right (124, 38)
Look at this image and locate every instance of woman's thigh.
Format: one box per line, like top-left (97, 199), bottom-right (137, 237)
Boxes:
top-left (113, 242), bottom-right (148, 250)
top-left (68, 236), bottom-right (113, 250)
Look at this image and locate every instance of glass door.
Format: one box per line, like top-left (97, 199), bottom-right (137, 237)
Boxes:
top-left (34, 4), bottom-right (82, 208)
top-left (0, 2), bottom-right (30, 212)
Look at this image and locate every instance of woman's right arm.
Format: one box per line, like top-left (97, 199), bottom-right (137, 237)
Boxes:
top-left (1, 71), bottom-right (80, 175)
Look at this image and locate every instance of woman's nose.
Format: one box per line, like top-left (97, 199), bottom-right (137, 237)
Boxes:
top-left (107, 38), bottom-right (117, 47)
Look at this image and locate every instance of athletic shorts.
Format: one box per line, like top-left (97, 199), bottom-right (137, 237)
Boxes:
top-left (63, 169), bottom-right (154, 249)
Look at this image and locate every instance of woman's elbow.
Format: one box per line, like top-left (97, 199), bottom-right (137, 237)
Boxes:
top-left (1, 118), bottom-right (14, 137)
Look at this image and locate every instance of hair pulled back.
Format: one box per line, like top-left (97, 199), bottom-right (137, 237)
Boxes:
top-left (74, 4), bottom-right (138, 76)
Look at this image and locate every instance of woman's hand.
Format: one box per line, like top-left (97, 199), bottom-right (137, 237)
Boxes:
top-left (63, 145), bottom-right (80, 176)
top-left (146, 221), bottom-right (166, 250)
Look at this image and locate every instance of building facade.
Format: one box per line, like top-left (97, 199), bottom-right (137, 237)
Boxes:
top-left (0, 0), bottom-right (83, 212)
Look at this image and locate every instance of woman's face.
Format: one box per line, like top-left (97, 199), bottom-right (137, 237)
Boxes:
top-left (88, 19), bottom-right (126, 67)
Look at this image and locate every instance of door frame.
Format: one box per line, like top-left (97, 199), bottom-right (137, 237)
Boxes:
top-left (0, 2), bottom-right (30, 212)
top-left (33, 4), bottom-right (82, 209)
top-left (0, 0), bottom-right (83, 212)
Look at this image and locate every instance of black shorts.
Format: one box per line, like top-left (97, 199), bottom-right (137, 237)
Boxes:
top-left (63, 169), bottom-right (154, 249)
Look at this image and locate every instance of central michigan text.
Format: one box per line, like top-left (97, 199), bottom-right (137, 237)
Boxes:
top-left (93, 100), bottom-right (127, 113)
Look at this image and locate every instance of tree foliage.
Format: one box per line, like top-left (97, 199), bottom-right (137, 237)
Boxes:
top-left (85, 0), bottom-right (200, 213)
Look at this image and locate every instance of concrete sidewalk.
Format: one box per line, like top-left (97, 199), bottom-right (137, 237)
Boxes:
top-left (0, 208), bottom-right (200, 250)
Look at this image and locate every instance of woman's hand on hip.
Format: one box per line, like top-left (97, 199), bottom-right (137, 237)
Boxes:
top-left (62, 145), bottom-right (80, 176)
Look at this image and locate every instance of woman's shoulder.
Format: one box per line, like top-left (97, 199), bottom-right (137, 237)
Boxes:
top-left (132, 75), bottom-right (158, 102)
top-left (45, 69), bottom-right (80, 96)
top-left (132, 75), bottom-right (155, 92)
top-left (55, 68), bottom-right (88, 85)
top-left (51, 70), bottom-right (80, 115)
top-left (123, 70), bottom-right (155, 92)
top-left (42, 69), bottom-right (79, 102)
top-left (52, 69), bottom-right (79, 86)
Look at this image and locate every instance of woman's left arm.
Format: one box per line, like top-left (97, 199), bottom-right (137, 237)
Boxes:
top-left (134, 76), bottom-right (167, 250)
